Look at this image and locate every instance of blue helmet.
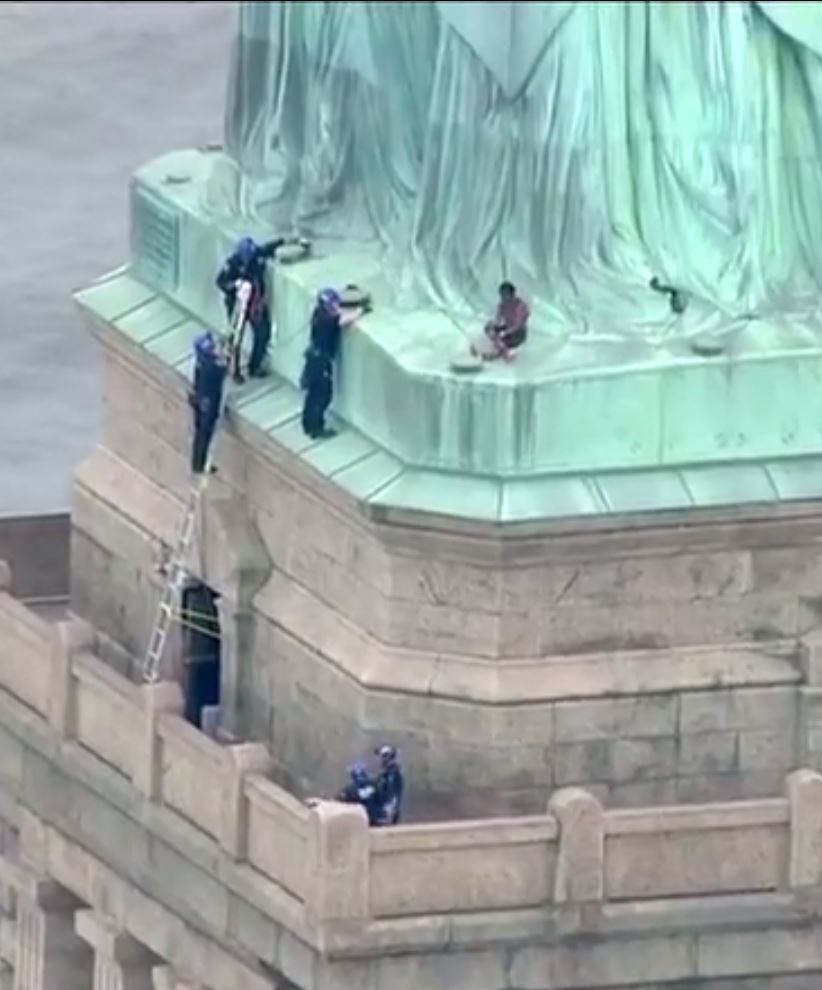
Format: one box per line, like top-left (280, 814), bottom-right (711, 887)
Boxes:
top-left (318, 287), bottom-right (341, 310)
top-left (193, 331), bottom-right (216, 359)
top-left (235, 236), bottom-right (256, 262)
top-left (348, 761), bottom-right (369, 785)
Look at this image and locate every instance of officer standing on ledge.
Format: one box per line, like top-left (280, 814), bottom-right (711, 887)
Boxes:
top-left (216, 235), bottom-right (305, 380)
top-left (300, 287), bottom-right (364, 440)
top-left (189, 331), bottom-right (228, 475)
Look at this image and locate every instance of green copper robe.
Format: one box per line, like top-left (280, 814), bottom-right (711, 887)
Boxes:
top-left (223, 2), bottom-right (822, 342)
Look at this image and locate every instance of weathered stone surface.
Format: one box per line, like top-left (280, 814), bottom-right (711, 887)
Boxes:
top-left (276, 931), bottom-right (315, 990)
top-left (375, 949), bottom-right (507, 990)
top-left (306, 802), bottom-right (368, 925)
top-left (800, 631), bottom-right (822, 687)
top-left (788, 770), bottom-right (822, 888)
top-left (20, 752), bottom-right (71, 830)
top-left (73, 657), bottom-right (141, 780)
top-left (104, 355), bottom-right (191, 457)
top-left (674, 770), bottom-right (787, 805)
top-left (314, 959), bottom-right (371, 990)
top-left (10, 868), bottom-right (93, 990)
top-left (226, 896), bottom-right (279, 967)
top-left (678, 732), bottom-right (739, 776)
top-left (606, 820), bottom-right (786, 901)
top-left (219, 745), bottom-right (272, 860)
top-left (370, 818), bottom-right (556, 917)
top-left (146, 838), bottom-right (229, 938)
top-left (388, 555), bottom-right (503, 613)
top-left (540, 595), bottom-right (799, 654)
top-left (255, 501), bottom-right (388, 643)
top-left (692, 978), bottom-right (822, 990)
top-left (738, 730), bottom-right (797, 772)
top-left (697, 927), bottom-right (822, 979)
top-left (42, 826), bottom-right (272, 990)
top-left (554, 696), bottom-right (677, 743)
top-left (549, 789), bottom-right (604, 904)
top-left (157, 719), bottom-right (224, 841)
top-left (65, 783), bottom-right (151, 882)
top-left (610, 738), bottom-right (678, 784)
top-left (382, 599), bottom-right (502, 659)
top-left (70, 531), bottom-right (155, 663)
top-left (0, 729), bottom-right (23, 797)
top-left (510, 934), bottom-right (697, 989)
top-left (607, 778), bottom-right (678, 808)
top-left (553, 741), bottom-right (612, 788)
top-left (104, 413), bottom-right (191, 506)
top-left (135, 683), bottom-right (184, 803)
top-left (362, 692), bottom-right (494, 748)
top-left (799, 688), bottom-right (822, 730)
top-left (679, 687), bottom-right (797, 734)
top-left (75, 909), bottom-right (150, 964)
top-left (491, 704), bottom-right (555, 746)
top-left (7, 653), bottom-right (822, 990)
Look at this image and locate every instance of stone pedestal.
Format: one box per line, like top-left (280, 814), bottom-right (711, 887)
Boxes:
top-left (73, 273), bottom-right (822, 811)
top-left (75, 911), bottom-right (154, 990)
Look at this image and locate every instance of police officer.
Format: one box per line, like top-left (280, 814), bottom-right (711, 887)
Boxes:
top-left (216, 235), bottom-right (291, 380)
top-left (189, 331), bottom-right (228, 475)
top-left (374, 745), bottom-right (404, 825)
top-left (300, 287), bottom-right (364, 440)
top-left (336, 762), bottom-right (382, 826)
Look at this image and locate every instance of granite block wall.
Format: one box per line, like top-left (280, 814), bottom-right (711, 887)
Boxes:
top-left (67, 342), bottom-right (822, 812)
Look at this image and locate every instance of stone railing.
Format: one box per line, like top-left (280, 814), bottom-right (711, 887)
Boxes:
top-left (369, 814), bottom-right (559, 917)
top-left (0, 572), bottom-right (55, 716)
top-left (2, 566), bottom-right (822, 950)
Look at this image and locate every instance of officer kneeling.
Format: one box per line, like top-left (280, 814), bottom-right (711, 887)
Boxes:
top-left (336, 762), bottom-right (383, 826)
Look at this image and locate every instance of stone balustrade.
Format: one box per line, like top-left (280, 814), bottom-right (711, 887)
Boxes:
top-left (2, 568), bottom-right (822, 952)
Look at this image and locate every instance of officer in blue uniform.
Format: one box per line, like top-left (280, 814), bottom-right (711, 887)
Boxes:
top-left (216, 235), bottom-right (287, 380)
top-left (300, 287), bottom-right (364, 439)
top-left (336, 762), bottom-right (382, 826)
top-left (189, 331), bottom-right (228, 475)
top-left (375, 745), bottom-right (404, 825)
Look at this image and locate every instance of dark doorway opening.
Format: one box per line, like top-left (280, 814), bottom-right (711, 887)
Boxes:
top-left (180, 581), bottom-right (221, 730)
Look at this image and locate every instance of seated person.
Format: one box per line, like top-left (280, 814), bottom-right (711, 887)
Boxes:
top-left (336, 762), bottom-right (383, 826)
top-left (472, 281), bottom-right (530, 361)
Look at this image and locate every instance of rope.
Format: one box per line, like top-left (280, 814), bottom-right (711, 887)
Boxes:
top-left (173, 613), bottom-right (221, 641)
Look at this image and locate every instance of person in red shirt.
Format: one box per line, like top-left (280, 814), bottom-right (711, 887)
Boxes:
top-left (474, 281), bottom-right (530, 361)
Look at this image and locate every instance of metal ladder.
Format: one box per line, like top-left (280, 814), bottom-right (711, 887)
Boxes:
top-left (142, 474), bottom-right (209, 683)
top-left (141, 285), bottom-right (252, 684)
top-left (227, 279), bottom-right (254, 382)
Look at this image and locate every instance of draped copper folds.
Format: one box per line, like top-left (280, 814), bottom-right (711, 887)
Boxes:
top-left (221, 2), bottom-right (822, 343)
